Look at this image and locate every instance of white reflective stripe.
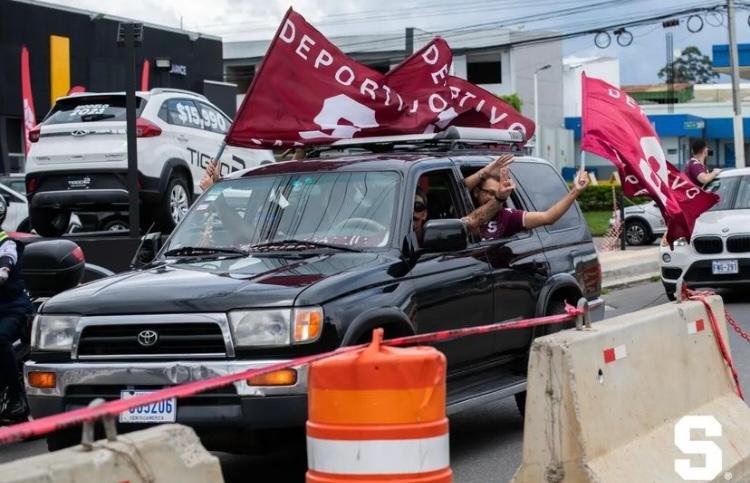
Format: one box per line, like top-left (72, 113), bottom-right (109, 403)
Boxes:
top-left (614, 344), bottom-right (627, 360)
top-left (307, 434), bottom-right (449, 475)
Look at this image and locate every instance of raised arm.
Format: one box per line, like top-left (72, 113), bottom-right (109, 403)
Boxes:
top-left (523, 169), bottom-right (589, 230)
top-left (463, 154), bottom-right (514, 191)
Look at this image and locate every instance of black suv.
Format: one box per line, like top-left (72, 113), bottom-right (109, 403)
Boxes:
top-left (26, 138), bottom-right (603, 452)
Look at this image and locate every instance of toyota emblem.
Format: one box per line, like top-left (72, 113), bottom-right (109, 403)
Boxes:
top-left (70, 129), bottom-right (89, 137)
top-left (137, 329), bottom-right (158, 347)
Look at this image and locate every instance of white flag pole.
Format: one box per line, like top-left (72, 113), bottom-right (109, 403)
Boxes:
top-left (580, 150), bottom-right (586, 172)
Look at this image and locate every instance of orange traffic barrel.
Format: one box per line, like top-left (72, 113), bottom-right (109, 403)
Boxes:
top-left (306, 328), bottom-right (452, 482)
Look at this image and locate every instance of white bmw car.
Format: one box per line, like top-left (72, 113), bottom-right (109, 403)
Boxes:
top-left (660, 168), bottom-right (750, 299)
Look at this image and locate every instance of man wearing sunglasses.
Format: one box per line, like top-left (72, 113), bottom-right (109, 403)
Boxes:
top-left (412, 188), bottom-right (429, 243)
top-left (462, 155), bottom-right (589, 240)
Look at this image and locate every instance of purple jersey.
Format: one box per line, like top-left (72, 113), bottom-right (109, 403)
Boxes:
top-left (480, 208), bottom-right (526, 241)
top-left (685, 158), bottom-right (707, 186)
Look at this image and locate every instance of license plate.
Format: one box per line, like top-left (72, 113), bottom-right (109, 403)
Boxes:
top-left (712, 259), bottom-right (739, 275)
top-left (119, 390), bottom-right (176, 423)
top-left (67, 176), bottom-right (92, 189)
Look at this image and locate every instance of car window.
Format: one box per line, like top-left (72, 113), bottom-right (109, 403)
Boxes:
top-left (734, 176), bottom-right (750, 209)
top-left (417, 170), bottom-right (462, 221)
top-left (511, 162), bottom-right (581, 231)
top-left (198, 102), bottom-right (230, 134)
top-left (705, 177), bottom-right (740, 211)
top-left (166, 171), bottom-right (400, 251)
top-left (162, 99), bottom-right (204, 130)
top-left (43, 95), bottom-right (145, 124)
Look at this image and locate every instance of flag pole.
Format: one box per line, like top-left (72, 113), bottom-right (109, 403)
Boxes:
top-left (580, 150), bottom-right (586, 172)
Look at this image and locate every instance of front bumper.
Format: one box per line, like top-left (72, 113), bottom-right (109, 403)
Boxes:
top-left (25, 359), bottom-right (308, 434)
top-left (660, 245), bottom-right (750, 288)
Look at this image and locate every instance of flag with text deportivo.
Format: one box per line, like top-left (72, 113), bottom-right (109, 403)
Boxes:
top-left (225, 8), bottom-right (535, 149)
top-left (580, 74), bottom-right (718, 245)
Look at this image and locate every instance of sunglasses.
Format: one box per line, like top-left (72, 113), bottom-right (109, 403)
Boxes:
top-left (414, 201), bottom-right (427, 212)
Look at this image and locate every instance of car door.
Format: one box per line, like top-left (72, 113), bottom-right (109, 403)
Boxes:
top-left (160, 98), bottom-right (212, 185)
top-left (407, 167), bottom-right (495, 370)
top-left (511, 161), bottom-right (597, 313)
top-left (458, 161), bottom-right (549, 355)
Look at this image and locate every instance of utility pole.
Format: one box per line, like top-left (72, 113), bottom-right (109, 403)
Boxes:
top-left (405, 27), bottom-right (414, 56)
top-left (118, 23), bottom-right (143, 237)
top-left (728, 0), bottom-right (746, 168)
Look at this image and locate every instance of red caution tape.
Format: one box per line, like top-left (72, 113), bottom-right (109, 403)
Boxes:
top-left (0, 305), bottom-right (582, 445)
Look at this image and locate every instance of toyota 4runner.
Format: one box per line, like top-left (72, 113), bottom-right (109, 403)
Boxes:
top-left (25, 131), bottom-right (604, 452)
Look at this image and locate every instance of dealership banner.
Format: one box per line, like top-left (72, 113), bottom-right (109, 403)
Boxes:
top-left (581, 74), bottom-right (718, 245)
top-left (225, 8), bottom-right (534, 149)
top-left (20, 45), bottom-right (36, 154)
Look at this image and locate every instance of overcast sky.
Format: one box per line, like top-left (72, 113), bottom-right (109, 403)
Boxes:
top-left (41, 0), bottom-right (750, 84)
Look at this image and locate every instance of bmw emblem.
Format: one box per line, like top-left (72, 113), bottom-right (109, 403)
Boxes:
top-left (722, 227), bottom-right (730, 233)
top-left (137, 329), bottom-right (158, 347)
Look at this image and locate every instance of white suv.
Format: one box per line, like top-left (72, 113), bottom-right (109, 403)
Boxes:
top-left (659, 168), bottom-right (750, 299)
top-left (25, 89), bottom-right (274, 236)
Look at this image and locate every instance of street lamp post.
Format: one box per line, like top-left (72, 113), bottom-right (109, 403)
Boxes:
top-left (533, 64), bottom-right (552, 157)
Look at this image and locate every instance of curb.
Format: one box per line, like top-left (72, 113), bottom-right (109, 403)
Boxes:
top-left (600, 247), bottom-right (660, 290)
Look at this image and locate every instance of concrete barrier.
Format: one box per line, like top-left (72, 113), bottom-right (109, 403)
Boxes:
top-left (0, 424), bottom-right (223, 483)
top-left (513, 296), bottom-right (750, 483)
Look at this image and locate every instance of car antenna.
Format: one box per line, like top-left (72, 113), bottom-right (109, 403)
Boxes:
top-left (129, 222), bottom-right (157, 270)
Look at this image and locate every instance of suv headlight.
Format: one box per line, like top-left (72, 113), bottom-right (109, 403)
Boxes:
top-left (229, 307), bottom-right (323, 347)
top-left (31, 315), bottom-right (79, 351)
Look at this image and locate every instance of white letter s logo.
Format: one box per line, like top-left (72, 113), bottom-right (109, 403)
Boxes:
top-left (674, 415), bottom-right (723, 481)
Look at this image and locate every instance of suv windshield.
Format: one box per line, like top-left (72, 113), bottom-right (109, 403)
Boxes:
top-left (165, 171), bottom-right (399, 253)
top-left (43, 95), bottom-right (145, 124)
top-left (705, 175), bottom-right (750, 211)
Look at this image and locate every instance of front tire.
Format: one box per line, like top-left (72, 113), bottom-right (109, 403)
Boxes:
top-left (624, 219), bottom-right (652, 246)
top-left (28, 207), bottom-right (70, 237)
top-left (157, 175), bottom-right (191, 232)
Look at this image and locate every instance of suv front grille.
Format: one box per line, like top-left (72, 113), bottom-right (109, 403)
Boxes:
top-left (693, 236), bottom-right (723, 254)
top-left (727, 235), bottom-right (750, 253)
top-left (77, 323), bottom-right (226, 358)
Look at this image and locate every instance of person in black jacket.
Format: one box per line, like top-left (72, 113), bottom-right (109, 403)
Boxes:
top-left (0, 198), bottom-right (32, 424)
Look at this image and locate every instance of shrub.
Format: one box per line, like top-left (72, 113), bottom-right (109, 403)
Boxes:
top-left (572, 184), bottom-right (651, 212)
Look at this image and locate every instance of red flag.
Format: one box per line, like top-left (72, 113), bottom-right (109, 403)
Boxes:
top-left (20, 46), bottom-right (36, 155)
top-left (581, 74), bottom-right (718, 245)
top-left (141, 59), bottom-right (150, 91)
top-left (226, 8), bottom-right (534, 149)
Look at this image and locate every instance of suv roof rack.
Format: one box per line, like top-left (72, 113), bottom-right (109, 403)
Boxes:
top-left (308, 127), bottom-right (528, 157)
top-left (148, 88), bottom-right (207, 100)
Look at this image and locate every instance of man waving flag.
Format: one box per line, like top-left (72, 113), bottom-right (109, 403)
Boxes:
top-left (581, 74), bottom-right (718, 246)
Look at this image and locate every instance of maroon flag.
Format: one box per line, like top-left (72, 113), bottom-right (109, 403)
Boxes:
top-left (141, 59), bottom-right (150, 91)
top-left (20, 46), bottom-right (36, 155)
top-left (225, 8), bottom-right (534, 149)
top-left (581, 74), bottom-right (718, 245)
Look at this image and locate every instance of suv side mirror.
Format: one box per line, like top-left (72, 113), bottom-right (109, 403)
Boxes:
top-left (135, 232), bottom-right (162, 265)
top-left (421, 219), bottom-right (468, 253)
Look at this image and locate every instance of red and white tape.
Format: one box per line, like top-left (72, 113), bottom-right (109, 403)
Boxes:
top-left (0, 306), bottom-right (582, 445)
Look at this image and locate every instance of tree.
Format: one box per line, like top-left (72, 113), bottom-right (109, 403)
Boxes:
top-left (658, 46), bottom-right (719, 84)
top-left (499, 93), bottom-right (522, 112)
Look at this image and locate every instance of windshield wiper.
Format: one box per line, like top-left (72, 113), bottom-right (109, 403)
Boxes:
top-left (250, 239), bottom-right (361, 253)
top-left (162, 246), bottom-right (250, 258)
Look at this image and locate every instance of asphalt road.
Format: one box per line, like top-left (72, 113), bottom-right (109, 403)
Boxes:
top-left (1, 282), bottom-right (749, 483)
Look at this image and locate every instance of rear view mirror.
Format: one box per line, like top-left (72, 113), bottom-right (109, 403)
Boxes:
top-left (421, 219), bottom-right (468, 253)
top-left (21, 239), bottom-right (85, 298)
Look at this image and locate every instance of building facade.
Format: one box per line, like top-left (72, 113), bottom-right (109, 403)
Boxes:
top-left (0, 0), bottom-right (226, 174)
